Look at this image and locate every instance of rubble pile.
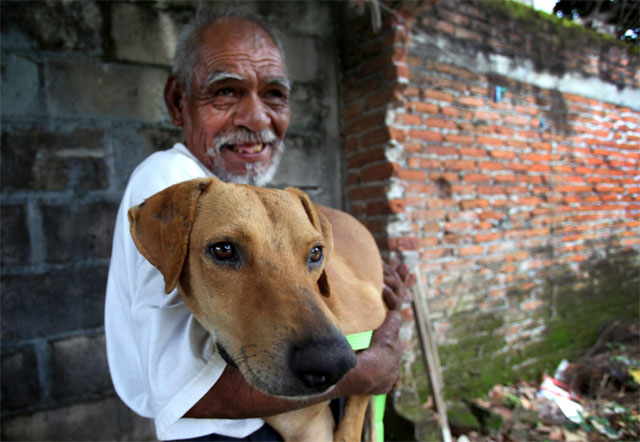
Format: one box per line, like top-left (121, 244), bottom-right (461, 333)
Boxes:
top-left (453, 322), bottom-right (640, 441)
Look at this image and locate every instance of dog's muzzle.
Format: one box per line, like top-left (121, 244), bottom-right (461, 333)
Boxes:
top-left (288, 334), bottom-right (357, 393)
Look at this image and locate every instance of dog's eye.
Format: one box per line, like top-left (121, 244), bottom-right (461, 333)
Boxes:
top-left (308, 246), bottom-right (323, 265)
top-left (208, 242), bottom-right (240, 263)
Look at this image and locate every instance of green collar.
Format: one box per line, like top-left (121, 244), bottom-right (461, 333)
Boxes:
top-left (346, 330), bottom-right (374, 351)
top-left (345, 329), bottom-right (386, 442)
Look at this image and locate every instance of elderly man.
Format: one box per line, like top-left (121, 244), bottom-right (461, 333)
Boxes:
top-left (105, 10), bottom-right (411, 441)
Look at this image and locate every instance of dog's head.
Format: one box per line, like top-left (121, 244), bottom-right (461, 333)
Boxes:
top-left (128, 177), bottom-right (356, 397)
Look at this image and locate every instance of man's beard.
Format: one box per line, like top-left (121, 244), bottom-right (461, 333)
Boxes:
top-left (205, 129), bottom-right (284, 186)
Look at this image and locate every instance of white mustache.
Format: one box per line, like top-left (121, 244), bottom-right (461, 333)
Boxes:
top-left (213, 129), bottom-right (278, 150)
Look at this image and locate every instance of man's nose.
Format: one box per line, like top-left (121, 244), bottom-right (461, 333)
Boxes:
top-left (232, 93), bottom-right (270, 132)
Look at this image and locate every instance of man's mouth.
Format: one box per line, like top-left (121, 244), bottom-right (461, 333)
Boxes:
top-left (227, 143), bottom-right (265, 155)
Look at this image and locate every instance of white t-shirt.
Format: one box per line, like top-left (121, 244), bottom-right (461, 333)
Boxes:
top-left (105, 143), bottom-right (264, 440)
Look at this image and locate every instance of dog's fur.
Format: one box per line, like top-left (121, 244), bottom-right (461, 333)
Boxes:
top-left (128, 177), bottom-right (386, 441)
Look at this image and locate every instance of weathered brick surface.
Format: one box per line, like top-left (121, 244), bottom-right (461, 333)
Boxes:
top-left (1, 204), bottom-right (30, 266)
top-left (1, 1), bottom-right (344, 437)
top-left (50, 334), bottom-right (113, 401)
top-left (42, 201), bottom-right (118, 263)
top-left (338, 0), bottom-right (639, 426)
top-left (1, 125), bottom-right (108, 192)
top-left (1, 345), bottom-right (41, 413)
top-left (1, 266), bottom-right (108, 341)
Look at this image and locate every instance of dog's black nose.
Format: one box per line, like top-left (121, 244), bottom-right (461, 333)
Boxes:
top-left (289, 336), bottom-right (357, 392)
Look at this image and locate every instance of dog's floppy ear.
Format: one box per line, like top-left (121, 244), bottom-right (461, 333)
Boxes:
top-left (128, 178), bottom-right (212, 294)
top-left (285, 187), bottom-right (333, 297)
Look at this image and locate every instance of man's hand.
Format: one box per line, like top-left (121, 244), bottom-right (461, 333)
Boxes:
top-left (340, 261), bottom-right (415, 396)
top-left (382, 261), bottom-right (414, 311)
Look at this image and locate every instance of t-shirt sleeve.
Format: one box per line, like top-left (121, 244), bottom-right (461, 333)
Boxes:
top-left (105, 147), bottom-right (263, 440)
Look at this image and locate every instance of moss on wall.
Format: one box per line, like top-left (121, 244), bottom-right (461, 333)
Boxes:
top-left (419, 248), bottom-right (639, 403)
top-left (485, 0), bottom-right (637, 55)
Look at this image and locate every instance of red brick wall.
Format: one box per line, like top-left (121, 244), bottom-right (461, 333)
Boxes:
top-left (339, 0), bottom-right (639, 401)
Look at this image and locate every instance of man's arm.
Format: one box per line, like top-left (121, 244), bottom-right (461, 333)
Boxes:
top-left (185, 262), bottom-right (413, 419)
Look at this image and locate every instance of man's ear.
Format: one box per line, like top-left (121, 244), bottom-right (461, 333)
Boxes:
top-left (128, 178), bottom-right (212, 294)
top-left (164, 76), bottom-right (186, 127)
top-left (285, 187), bottom-right (334, 297)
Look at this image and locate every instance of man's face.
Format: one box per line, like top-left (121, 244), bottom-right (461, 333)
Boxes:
top-left (173, 18), bottom-right (291, 185)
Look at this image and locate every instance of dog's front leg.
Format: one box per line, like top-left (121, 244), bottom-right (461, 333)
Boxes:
top-left (265, 401), bottom-right (334, 442)
top-left (333, 394), bottom-right (371, 442)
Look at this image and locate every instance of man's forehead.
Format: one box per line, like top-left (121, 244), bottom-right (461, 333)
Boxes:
top-left (196, 20), bottom-right (287, 78)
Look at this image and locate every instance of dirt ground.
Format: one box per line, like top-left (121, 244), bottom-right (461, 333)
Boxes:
top-left (454, 322), bottom-right (640, 441)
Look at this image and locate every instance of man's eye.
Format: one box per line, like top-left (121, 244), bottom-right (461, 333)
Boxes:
top-left (266, 89), bottom-right (283, 98)
top-left (215, 87), bottom-right (235, 97)
top-left (265, 89), bottom-right (288, 102)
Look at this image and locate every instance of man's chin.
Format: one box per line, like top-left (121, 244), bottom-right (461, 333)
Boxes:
top-left (212, 156), bottom-right (281, 187)
top-left (207, 141), bottom-right (284, 187)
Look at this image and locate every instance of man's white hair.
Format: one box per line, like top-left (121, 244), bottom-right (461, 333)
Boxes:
top-left (172, 7), bottom-right (287, 97)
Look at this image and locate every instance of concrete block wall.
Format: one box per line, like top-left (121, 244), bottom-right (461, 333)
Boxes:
top-left (337, 0), bottom-right (639, 423)
top-left (1, 1), bottom-right (342, 439)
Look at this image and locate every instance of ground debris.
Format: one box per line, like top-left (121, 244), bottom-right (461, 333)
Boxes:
top-left (453, 322), bottom-right (640, 441)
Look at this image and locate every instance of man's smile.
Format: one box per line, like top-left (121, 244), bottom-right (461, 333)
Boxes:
top-left (221, 142), bottom-right (271, 163)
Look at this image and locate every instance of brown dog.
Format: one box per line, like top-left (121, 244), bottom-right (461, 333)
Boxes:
top-left (128, 177), bottom-right (386, 441)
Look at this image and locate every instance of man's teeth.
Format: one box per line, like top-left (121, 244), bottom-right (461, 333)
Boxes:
top-left (231, 143), bottom-right (264, 154)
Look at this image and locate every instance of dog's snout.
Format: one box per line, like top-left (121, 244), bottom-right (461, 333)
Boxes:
top-left (289, 335), bottom-right (357, 393)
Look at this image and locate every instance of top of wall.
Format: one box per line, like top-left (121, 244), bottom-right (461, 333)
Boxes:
top-left (400, 0), bottom-right (640, 109)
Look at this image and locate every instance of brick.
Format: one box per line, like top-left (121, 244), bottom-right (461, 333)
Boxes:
top-left (51, 333), bottom-right (113, 400)
top-left (396, 113), bottom-right (422, 126)
top-left (475, 232), bottom-right (501, 242)
top-left (504, 115), bottom-right (530, 126)
top-left (444, 159), bottom-right (475, 171)
top-left (111, 3), bottom-right (177, 66)
top-left (1, 345), bottom-right (41, 412)
top-left (397, 169), bottom-right (427, 181)
top-left (489, 150), bottom-right (516, 161)
top-left (388, 236), bottom-right (420, 251)
top-left (46, 60), bottom-right (168, 121)
top-left (460, 199), bottom-right (490, 209)
top-left (409, 130), bottom-right (443, 142)
top-left (478, 161), bottom-right (504, 171)
top-left (1, 204), bottom-right (30, 266)
top-left (409, 101), bottom-right (439, 114)
top-left (465, 173), bottom-right (491, 183)
top-left (1, 55), bottom-right (40, 117)
top-left (458, 245), bottom-right (484, 256)
top-left (474, 110), bottom-right (501, 121)
top-left (457, 96), bottom-right (485, 107)
top-left (42, 201), bottom-right (118, 263)
top-left (1, 125), bottom-right (108, 192)
top-left (346, 148), bottom-right (386, 168)
top-left (364, 88), bottom-right (394, 109)
top-left (445, 134), bottom-right (475, 145)
top-left (361, 127), bottom-right (391, 147)
top-left (425, 118), bottom-right (458, 130)
top-left (424, 89), bottom-right (454, 102)
top-left (0, 396), bottom-right (155, 441)
top-left (344, 77), bottom-right (380, 102)
top-left (460, 147), bottom-right (488, 157)
top-left (347, 184), bottom-right (386, 201)
top-left (1, 266), bottom-right (108, 340)
top-left (1, 1), bottom-right (102, 53)
top-left (477, 136), bottom-right (504, 147)
top-left (342, 112), bottom-right (386, 136)
top-left (360, 162), bottom-right (399, 182)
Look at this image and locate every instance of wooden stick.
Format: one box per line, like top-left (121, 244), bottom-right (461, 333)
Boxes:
top-left (412, 266), bottom-right (452, 442)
